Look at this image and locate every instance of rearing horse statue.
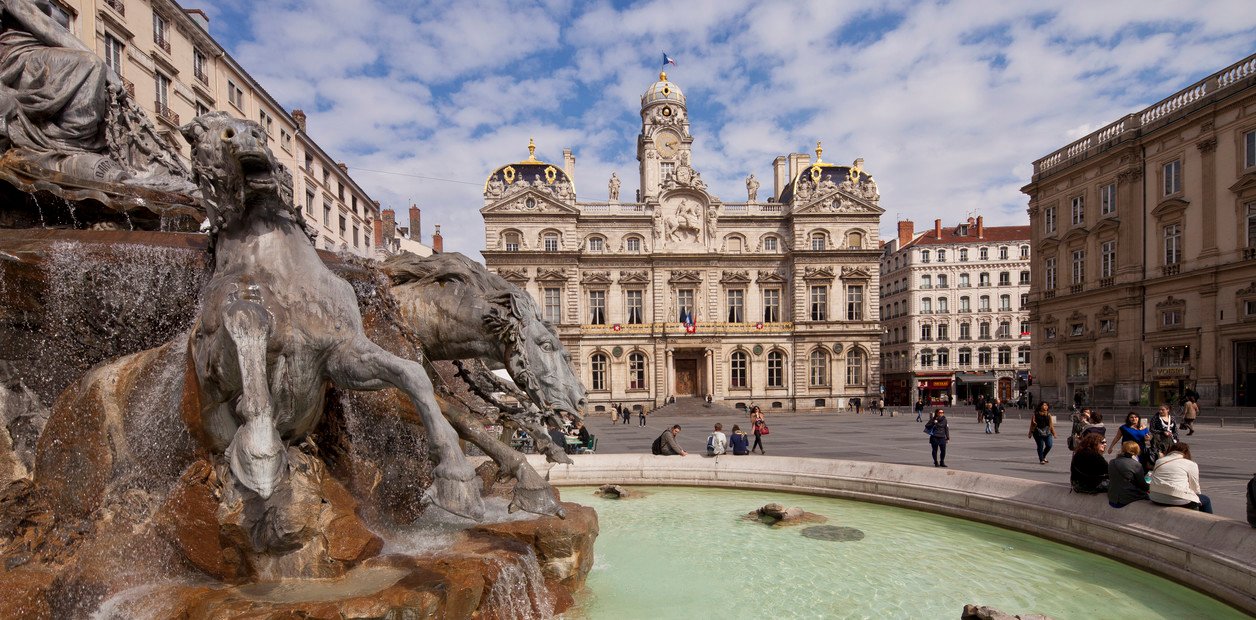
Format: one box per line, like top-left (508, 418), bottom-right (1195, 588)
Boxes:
top-left (180, 113), bottom-right (484, 519)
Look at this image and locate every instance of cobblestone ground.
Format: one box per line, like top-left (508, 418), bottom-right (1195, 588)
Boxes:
top-left (579, 406), bottom-right (1256, 521)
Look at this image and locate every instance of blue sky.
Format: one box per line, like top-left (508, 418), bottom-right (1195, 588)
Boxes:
top-left (199, 0), bottom-right (1256, 256)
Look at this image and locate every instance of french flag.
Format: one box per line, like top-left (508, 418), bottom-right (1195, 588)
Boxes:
top-left (662, 52), bottom-right (677, 68)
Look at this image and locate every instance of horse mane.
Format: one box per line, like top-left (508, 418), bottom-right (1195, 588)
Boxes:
top-left (383, 251), bottom-right (509, 291)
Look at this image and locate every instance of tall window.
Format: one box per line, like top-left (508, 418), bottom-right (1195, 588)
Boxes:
top-left (1017, 346), bottom-right (1031, 364)
top-left (921, 250), bottom-right (931, 263)
top-left (921, 298), bottom-right (932, 313)
top-left (978, 347), bottom-right (992, 366)
top-left (193, 49), bottom-right (208, 83)
top-left (1019, 270), bottom-right (1030, 285)
top-left (1020, 293), bottom-right (1029, 308)
top-left (228, 80), bottom-right (243, 109)
top-left (809, 285), bottom-right (828, 321)
top-left (921, 275), bottom-right (932, 289)
top-left (1245, 130), bottom-right (1256, 169)
top-left (676, 289), bottom-right (694, 322)
top-left (998, 272), bottom-right (1010, 286)
top-left (1100, 183), bottom-right (1116, 215)
top-left (627, 237), bottom-right (641, 252)
top-left (155, 72), bottom-right (170, 110)
top-left (727, 289), bottom-right (745, 322)
top-left (998, 321), bottom-right (1011, 338)
top-left (587, 237), bottom-right (604, 252)
top-left (997, 347), bottom-right (1012, 365)
top-left (1163, 224), bottom-right (1181, 265)
top-left (846, 232), bottom-right (863, 249)
top-left (764, 236), bottom-right (778, 251)
top-left (628, 353), bottom-right (646, 390)
top-left (920, 349), bottom-right (933, 368)
top-left (1163, 159), bottom-right (1181, 195)
top-left (544, 233), bottom-right (559, 252)
top-left (959, 249), bottom-right (969, 261)
top-left (937, 348), bottom-right (949, 366)
top-left (1070, 196), bottom-right (1084, 225)
top-left (152, 12), bottom-right (168, 50)
top-left (1071, 250), bottom-right (1085, 285)
top-left (104, 35), bottom-right (123, 77)
top-left (846, 284), bottom-right (864, 320)
top-left (1045, 207), bottom-right (1056, 233)
top-left (1020, 245), bottom-right (1030, 259)
top-left (763, 289), bottom-right (781, 322)
top-left (305, 189), bottom-right (315, 215)
top-left (959, 323), bottom-right (971, 339)
top-left (1101, 241), bottom-right (1116, 278)
top-left (979, 295), bottom-right (990, 311)
top-left (937, 323), bottom-right (949, 339)
top-left (730, 352), bottom-right (748, 388)
top-left (999, 246), bottom-right (1009, 260)
top-left (960, 296), bottom-right (971, 312)
top-left (958, 348), bottom-right (972, 366)
top-left (588, 290), bottom-right (606, 325)
top-left (938, 297), bottom-right (949, 312)
top-left (846, 349), bottom-right (864, 385)
top-left (999, 295), bottom-right (1011, 311)
top-left (590, 354), bottom-right (607, 391)
top-left (625, 289), bottom-right (643, 324)
top-left (979, 247), bottom-right (989, 260)
top-left (323, 200), bottom-right (331, 227)
top-left (979, 272), bottom-right (990, 286)
top-left (258, 110), bottom-right (274, 141)
top-left (920, 324), bottom-right (932, 340)
top-left (543, 287), bottom-right (562, 323)
top-left (767, 351), bottom-right (784, 388)
top-left (959, 273), bottom-right (970, 287)
top-left (809, 349), bottom-right (829, 386)
top-left (937, 274), bottom-right (948, 288)
top-left (1248, 204), bottom-right (1256, 249)
top-left (979, 322), bottom-right (991, 339)
top-left (1045, 257), bottom-right (1057, 290)
top-left (811, 233), bottom-right (826, 251)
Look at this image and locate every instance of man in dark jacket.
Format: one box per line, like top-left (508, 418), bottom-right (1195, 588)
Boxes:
top-left (658, 425), bottom-right (687, 456)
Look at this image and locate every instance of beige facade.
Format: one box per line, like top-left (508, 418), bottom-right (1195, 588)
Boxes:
top-left (880, 218), bottom-right (1033, 406)
top-left (481, 74), bottom-right (884, 413)
top-left (50, 0), bottom-right (378, 257)
top-left (1024, 53), bottom-right (1256, 407)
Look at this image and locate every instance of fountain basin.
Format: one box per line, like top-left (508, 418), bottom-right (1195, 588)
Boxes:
top-left (533, 454), bottom-right (1256, 615)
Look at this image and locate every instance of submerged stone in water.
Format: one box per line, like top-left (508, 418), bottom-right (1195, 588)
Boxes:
top-left (800, 525), bottom-right (865, 542)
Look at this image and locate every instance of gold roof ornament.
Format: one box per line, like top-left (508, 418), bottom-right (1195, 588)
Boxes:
top-left (815, 141), bottom-right (823, 163)
top-left (660, 71), bottom-right (667, 81)
top-left (527, 138), bottom-right (537, 162)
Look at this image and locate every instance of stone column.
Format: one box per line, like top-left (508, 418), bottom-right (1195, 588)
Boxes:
top-left (665, 348), bottom-right (674, 401)
top-left (1198, 136), bottom-right (1219, 259)
top-left (705, 349), bottom-right (715, 398)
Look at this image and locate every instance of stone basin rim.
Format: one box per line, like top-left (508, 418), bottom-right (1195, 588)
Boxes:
top-left (527, 454), bottom-right (1256, 616)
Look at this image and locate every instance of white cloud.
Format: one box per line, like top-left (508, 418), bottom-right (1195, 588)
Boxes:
top-left (217, 0), bottom-right (1256, 255)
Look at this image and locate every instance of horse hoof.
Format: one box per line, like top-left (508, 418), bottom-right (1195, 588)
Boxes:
top-left (510, 486), bottom-right (565, 518)
top-left (428, 477), bottom-right (486, 520)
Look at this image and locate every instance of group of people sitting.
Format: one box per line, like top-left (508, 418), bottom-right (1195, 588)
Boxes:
top-left (1069, 405), bottom-right (1211, 514)
top-left (652, 406), bottom-right (769, 456)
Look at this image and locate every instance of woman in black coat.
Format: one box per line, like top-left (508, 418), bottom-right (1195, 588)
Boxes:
top-left (1069, 433), bottom-right (1109, 493)
top-left (925, 409), bottom-right (950, 467)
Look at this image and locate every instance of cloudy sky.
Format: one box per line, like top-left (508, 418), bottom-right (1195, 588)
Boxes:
top-left (200, 0), bottom-right (1256, 256)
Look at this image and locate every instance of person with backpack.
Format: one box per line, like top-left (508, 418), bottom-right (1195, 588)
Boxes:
top-left (925, 408), bottom-right (949, 467)
top-left (652, 424), bottom-right (687, 456)
top-left (706, 423), bottom-right (728, 456)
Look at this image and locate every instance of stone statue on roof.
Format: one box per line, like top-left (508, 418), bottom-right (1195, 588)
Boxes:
top-left (746, 174), bottom-right (759, 201)
top-left (608, 172), bottom-right (620, 201)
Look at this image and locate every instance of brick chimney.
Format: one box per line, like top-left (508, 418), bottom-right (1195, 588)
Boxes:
top-left (976, 215), bottom-right (985, 239)
top-left (934, 218), bottom-right (942, 239)
top-left (897, 220), bottom-right (914, 248)
top-left (372, 218), bottom-right (383, 248)
top-left (382, 209), bottom-right (396, 243)
top-left (291, 109), bottom-right (307, 133)
top-left (432, 224), bottom-right (443, 253)
top-left (408, 205), bottom-right (420, 241)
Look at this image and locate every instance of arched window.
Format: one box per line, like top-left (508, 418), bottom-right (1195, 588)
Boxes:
top-left (959, 248), bottom-right (969, 261)
top-left (502, 231), bottom-right (521, 251)
top-left (937, 249), bottom-right (947, 262)
top-left (1020, 245), bottom-right (1030, 259)
top-left (628, 352), bottom-right (647, 390)
top-left (727, 235), bottom-right (744, 253)
top-left (543, 232), bottom-right (560, 252)
top-left (809, 349), bottom-right (829, 386)
top-left (847, 231), bottom-right (863, 249)
top-left (730, 351), bottom-right (748, 388)
top-left (920, 348), bottom-right (934, 368)
top-left (764, 236), bottom-right (779, 251)
top-left (767, 351), bottom-right (785, 388)
top-left (590, 353), bottom-right (608, 391)
top-left (846, 348), bottom-right (865, 385)
top-left (626, 236), bottom-right (642, 252)
top-left (587, 236), bottom-right (605, 252)
top-left (811, 232), bottom-right (827, 250)
top-left (999, 246), bottom-right (1009, 259)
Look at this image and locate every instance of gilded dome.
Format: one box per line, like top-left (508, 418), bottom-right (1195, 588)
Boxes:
top-left (641, 71), bottom-right (686, 108)
top-left (484, 138), bottom-right (573, 194)
top-left (777, 142), bottom-right (875, 204)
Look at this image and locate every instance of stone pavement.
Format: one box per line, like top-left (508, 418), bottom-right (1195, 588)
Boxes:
top-left (581, 406), bottom-right (1256, 521)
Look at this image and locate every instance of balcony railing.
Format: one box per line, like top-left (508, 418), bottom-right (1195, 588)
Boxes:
top-left (1162, 264), bottom-right (1181, 277)
top-left (104, 0), bottom-right (124, 15)
top-left (1069, 284), bottom-right (1084, 294)
top-left (1245, 247), bottom-right (1256, 260)
top-left (194, 69), bottom-right (209, 85)
top-left (155, 100), bottom-right (179, 126)
top-left (1099, 277), bottom-right (1114, 288)
top-left (155, 34), bottom-right (171, 54)
top-left (1043, 290), bottom-right (1056, 299)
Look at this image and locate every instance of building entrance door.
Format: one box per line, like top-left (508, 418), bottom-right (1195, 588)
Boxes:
top-left (998, 378), bottom-right (1013, 401)
top-left (674, 359), bottom-right (699, 396)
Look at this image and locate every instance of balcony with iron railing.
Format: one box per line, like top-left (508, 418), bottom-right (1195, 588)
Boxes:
top-left (1162, 264), bottom-right (1181, 277)
top-left (155, 100), bottom-right (179, 126)
top-left (1069, 283), bottom-right (1084, 294)
top-left (1099, 277), bottom-right (1114, 288)
top-left (1244, 247), bottom-right (1256, 260)
top-left (194, 69), bottom-right (209, 86)
top-left (155, 34), bottom-right (171, 54)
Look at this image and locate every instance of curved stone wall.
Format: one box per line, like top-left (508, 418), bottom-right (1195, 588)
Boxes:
top-left (530, 454), bottom-right (1256, 614)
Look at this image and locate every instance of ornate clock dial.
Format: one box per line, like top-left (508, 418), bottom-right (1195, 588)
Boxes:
top-left (655, 129), bottom-right (680, 159)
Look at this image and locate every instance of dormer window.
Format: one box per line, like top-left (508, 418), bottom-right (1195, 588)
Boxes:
top-left (588, 237), bottom-right (604, 252)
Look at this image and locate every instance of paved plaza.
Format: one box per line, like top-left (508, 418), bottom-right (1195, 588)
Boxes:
top-left (580, 407), bottom-right (1256, 521)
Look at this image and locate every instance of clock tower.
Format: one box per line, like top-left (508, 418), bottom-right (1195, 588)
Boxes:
top-left (637, 71), bottom-right (693, 201)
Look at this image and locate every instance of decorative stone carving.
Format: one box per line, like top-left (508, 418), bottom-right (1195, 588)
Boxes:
top-left (756, 270), bottom-right (787, 283)
top-left (536, 267), bottom-right (569, 282)
top-left (840, 266), bottom-right (872, 279)
top-left (580, 270), bottom-right (612, 285)
top-left (745, 174), bottom-right (759, 201)
top-left (485, 174), bottom-right (505, 197)
top-left (705, 204), bottom-right (718, 245)
top-left (665, 199), bottom-right (703, 243)
top-left (1156, 295), bottom-right (1186, 308)
top-left (608, 172), bottom-right (620, 201)
top-left (803, 266), bottom-right (836, 280)
top-left (720, 270), bottom-right (750, 283)
top-left (618, 270), bottom-right (649, 284)
top-left (496, 267), bottom-right (529, 283)
top-left (668, 269), bottom-right (703, 284)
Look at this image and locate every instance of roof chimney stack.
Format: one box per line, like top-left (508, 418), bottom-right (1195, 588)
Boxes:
top-left (408, 205), bottom-right (420, 242)
top-left (432, 225), bottom-right (443, 253)
top-left (976, 216), bottom-right (984, 239)
top-left (372, 218), bottom-right (383, 249)
top-left (897, 220), bottom-right (914, 248)
top-left (934, 218), bottom-right (942, 240)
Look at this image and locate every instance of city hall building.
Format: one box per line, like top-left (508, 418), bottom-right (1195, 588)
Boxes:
top-left (480, 73), bottom-right (884, 413)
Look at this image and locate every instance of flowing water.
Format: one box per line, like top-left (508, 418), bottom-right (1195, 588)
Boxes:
top-left (566, 486), bottom-right (1246, 620)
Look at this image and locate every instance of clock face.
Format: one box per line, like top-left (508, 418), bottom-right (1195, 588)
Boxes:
top-left (655, 129), bottom-right (680, 159)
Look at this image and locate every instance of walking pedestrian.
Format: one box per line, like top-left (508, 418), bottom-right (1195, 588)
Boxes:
top-left (1182, 396), bottom-right (1199, 436)
top-left (914, 399), bottom-right (925, 423)
top-left (1029, 401), bottom-right (1056, 464)
top-left (621, 403), bottom-right (631, 425)
top-left (925, 408), bottom-right (950, 467)
top-left (751, 417), bottom-right (767, 454)
top-left (638, 407), bottom-right (647, 427)
top-left (992, 399), bottom-right (1004, 433)
top-left (983, 402), bottom-right (995, 434)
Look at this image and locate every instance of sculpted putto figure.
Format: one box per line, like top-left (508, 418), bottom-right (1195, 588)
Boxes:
top-left (181, 113), bottom-right (483, 519)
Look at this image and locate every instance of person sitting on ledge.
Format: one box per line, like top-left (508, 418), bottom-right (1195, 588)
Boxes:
top-left (658, 424), bottom-right (687, 456)
top-left (705, 423), bottom-right (727, 456)
top-left (1149, 442), bottom-right (1212, 514)
top-left (1107, 441), bottom-right (1149, 508)
top-left (1069, 433), bottom-right (1109, 494)
top-left (729, 424), bottom-right (750, 455)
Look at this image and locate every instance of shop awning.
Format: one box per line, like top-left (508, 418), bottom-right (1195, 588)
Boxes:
top-left (955, 373), bottom-right (997, 384)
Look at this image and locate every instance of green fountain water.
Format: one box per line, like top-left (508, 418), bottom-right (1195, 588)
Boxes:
top-left (566, 486), bottom-right (1244, 619)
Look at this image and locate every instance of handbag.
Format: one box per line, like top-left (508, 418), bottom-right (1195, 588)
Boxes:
top-left (759, 423), bottom-right (770, 435)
